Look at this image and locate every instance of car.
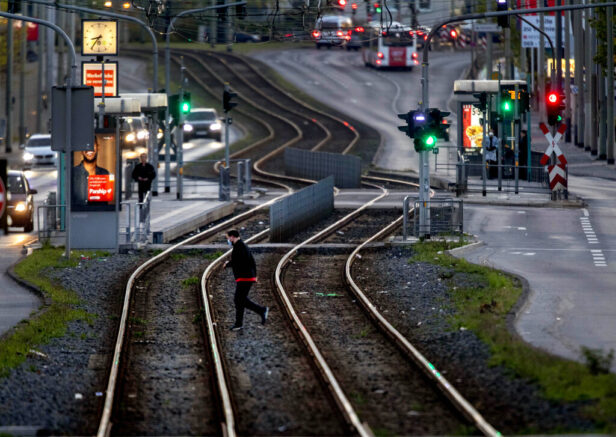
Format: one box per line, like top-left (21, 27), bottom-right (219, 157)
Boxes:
top-left (235, 32), bottom-right (260, 43)
top-left (21, 134), bottom-right (56, 168)
top-left (346, 26), bottom-right (365, 51)
top-left (183, 108), bottom-right (222, 141)
top-left (6, 170), bottom-right (37, 232)
top-left (123, 115), bottom-right (149, 149)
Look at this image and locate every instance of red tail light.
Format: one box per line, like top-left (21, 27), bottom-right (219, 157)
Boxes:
top-left (337, 30), bottom-right (344, 37)
top-left (312, 30), bottom-right (321, 39)
top-left (376, 59), bottom-right (382, 65)
top-left (377, 51), bottom-right (384, 59)
top-left (412, 52), bottom-right (418, 59)
top-left (355, 26), bottom-right (364, 32)
top-left (409, 31), bottom-right (414, 36)
top-left (347, 29), bottom-right (352, 35)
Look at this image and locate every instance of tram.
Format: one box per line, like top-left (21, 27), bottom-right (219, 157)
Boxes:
top-left (362, 23), bottom-right (418, 69)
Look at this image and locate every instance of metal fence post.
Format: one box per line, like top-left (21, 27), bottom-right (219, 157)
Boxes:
top-left (244, 158), bottom-right (251, 193)
top-left (219, 166), bottom-right (230, 201)
top-left (237, 160), bottom-right (244, 198)
top-left (403, 196), bottom-right (409, 241)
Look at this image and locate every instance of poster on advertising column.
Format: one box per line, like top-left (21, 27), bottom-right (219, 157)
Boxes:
top-left (462, 104), bottom-right (484, 150)
top-left (71, 130), bottom-right (117, 211)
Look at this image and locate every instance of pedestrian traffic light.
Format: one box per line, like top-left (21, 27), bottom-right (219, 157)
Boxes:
top-left (546, 90), bottom-right (565, 126)
top-left (374, 2), bottom-right (382, 13)
top-left (180, 92), bottom-right (191, 115)
top-left (496, 0), bottom-right (509, 28)
top-left (223, 84), bottom-right (238, 113)
top-left (472, 92), bottom-right (488, 111)
top-left (168, 93), bottom-right (180, 121)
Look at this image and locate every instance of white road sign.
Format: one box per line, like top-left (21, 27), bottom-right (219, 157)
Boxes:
top-left (521, 16), bottom-right (574, 49)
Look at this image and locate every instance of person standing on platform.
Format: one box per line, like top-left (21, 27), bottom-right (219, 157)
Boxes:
top-left (223, 229), bottom-right (269, 331)
top-left (483, 130), bottom-right (499, 179)
top-left (519, 129), bottom-right (529, 180)
top-left (132, 153), bottom-right (156, 202)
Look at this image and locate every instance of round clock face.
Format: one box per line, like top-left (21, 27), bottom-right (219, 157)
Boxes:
top-left (83, 21), bottom-right (117, 55)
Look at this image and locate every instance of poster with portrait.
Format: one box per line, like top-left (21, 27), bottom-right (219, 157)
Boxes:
top-left (71, 130), bottom-right (117, 211)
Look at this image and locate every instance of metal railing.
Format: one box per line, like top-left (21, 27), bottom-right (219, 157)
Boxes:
top-left (403, 196), bottom-right (463, 239)
top-left (434, 144), bottom-right (459, 174)
top-left (120, 191), bottom-right (151, 244)
top-left (457, 161), bottom-right (551, 195)
top-left (37, 203), bottom-right (66, 242)
top-left (175, 158), bottom-right (251, 199)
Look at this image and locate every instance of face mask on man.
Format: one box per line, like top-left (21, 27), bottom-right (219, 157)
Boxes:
top-left (227, 239), bottom-right (233, 246)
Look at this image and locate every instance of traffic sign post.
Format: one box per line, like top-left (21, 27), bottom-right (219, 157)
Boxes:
top-left (539, 122), bottom-right (568, 199)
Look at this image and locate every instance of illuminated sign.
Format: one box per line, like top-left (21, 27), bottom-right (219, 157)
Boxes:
top-left (82, 62), bottom-right (118, 97)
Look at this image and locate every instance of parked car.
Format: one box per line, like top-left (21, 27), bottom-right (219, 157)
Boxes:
top-left (21, 133), bottom-right (56, 168)
top-left (6, 170), bottom-right (37, 232)
top-left (183, 108), bottom-right (222, 141)
top-left (235, 32), bottom-right (260, 43)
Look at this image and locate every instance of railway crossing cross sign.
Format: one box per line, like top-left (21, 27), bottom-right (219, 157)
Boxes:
top-left (548, 163), bottom-right (567, 191)
top-left (539, 122), bottom-right (568, 166)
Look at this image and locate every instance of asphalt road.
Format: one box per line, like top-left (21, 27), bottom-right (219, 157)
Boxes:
top-left (254, 46), bottom-right (616, 371)
top-left (251, 48), bottom-right (470, 172)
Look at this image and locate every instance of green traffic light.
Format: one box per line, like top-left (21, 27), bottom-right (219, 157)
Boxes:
top-left (424, 135), bottom-right (436, 147)
top-left (181, 102), bottom-right (190, 113)
top-left (502, 101), bottom-right (511, 112)
top-left (376, 6), bottom-right (381, 12)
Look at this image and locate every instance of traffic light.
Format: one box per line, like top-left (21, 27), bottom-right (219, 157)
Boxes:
top-left (472, 92), bottom-right (488, 111)
top-left (337, 0), bottom-right (347, 7)
top-left (223, 84), bottom-right (238, 112)
top-left (374, 2), bottom-right (382, 13)
top-left (496, 0), bottom-right (508, 28)
top-left (180, 92), bottom-right (191, 115)
top-left (397, 110), bottom-right (426, 138)
top-left (235, 4), bottom-right (247, 20)
top-left (427, 108), bottom-right (450, 140)
top-left (168, 94), bottom-right (179, 121)
top-left (500, 91), bottom-right (514, 120)
top-left (8, 0), bottom-right (21, 13)
top-left (415, 128), bottom-right (437, 152)
top-left (546, 90), bottom-right (565, 126)
top-left (449, 29), bottom-right (457, 39)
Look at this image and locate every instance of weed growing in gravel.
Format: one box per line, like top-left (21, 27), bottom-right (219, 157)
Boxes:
top-left (193, 311), bottom-right (204, 324)
top-left (181, 277), bottom-right (200, 287)
top-left (203, 251), bottom-right (223, 260)
top-left (170, 253), bottom-right (187, 260)
top-left (130, 317), bottom-right (148, 326)
top-left (410, 241), bottom-right (616, 432)
top-left (0, 247), bottom-right (97, 378)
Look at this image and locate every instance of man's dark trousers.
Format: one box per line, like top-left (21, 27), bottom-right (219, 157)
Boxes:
top-left (234, 282), bottom-right (265, 326)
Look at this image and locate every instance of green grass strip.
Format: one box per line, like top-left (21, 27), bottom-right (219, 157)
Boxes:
top-left (0, 246), bottom-right (101, 378)
top-left (410, 241), bottom-right (616, 432)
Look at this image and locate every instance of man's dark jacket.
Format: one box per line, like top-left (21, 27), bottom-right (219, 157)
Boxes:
top-left (132, 162), bottom-right (156, 191)
top-left (228, 239), bottom-right (257, 281)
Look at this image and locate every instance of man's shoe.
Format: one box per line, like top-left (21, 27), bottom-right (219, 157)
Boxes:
top-left (229, 325), bottom-right (243, 331)
top-left (262, 307), bottom-right (269, 325)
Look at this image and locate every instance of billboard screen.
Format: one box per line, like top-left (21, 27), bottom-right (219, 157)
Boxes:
top-left (71, 130), bottom-right (116, 211)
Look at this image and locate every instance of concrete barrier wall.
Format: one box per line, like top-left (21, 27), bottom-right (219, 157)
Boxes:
top-left (284, 148), bottom-right (361, 188)
top-left (269, 176), bottom-right (334, 242)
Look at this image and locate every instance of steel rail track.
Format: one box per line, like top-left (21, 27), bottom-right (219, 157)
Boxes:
top-left (96, 184), bottom-right (294, 437)
top-left (343, 219), bottom-right (502, 436)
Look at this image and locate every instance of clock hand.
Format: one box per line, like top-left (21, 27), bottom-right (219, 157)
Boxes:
top-left (91, 35), bottom-right (102, 49)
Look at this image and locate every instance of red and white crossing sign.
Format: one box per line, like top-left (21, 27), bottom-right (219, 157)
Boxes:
top-left (539, 122), bottom-right (568, 166)
top-left (548, 163), bottom-right (567, 191)
top-left (0, 177), bottom-right (6, 219)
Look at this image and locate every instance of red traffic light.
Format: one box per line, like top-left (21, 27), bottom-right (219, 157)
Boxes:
top-left (351, 2), bottom-right (358, 9)
top-left (547, 92), bottom-right (559, 104)
top-left (338, 0), bottom-right (347, 6)
top-left (450, 29), bottom-right (457, 38)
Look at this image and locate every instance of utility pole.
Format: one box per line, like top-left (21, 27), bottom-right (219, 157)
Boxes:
top-left (177, 56), bottom-right (185, 200)
top-left (574, 4), bottom-right (583, 147)
top-left (538, 14), bottom-right (545, 121)
top-left (584, 7), bottom-right (593, 152)
top-left (486, 0), bottom-right (492, 78)
top-left (19, 17), bottom-right (27, 146)
top-left (36, 2), bottom-right (44, 133)
top-left (607, 6), bottom-right (614, 164)
top-left (5, 12), bottom-right (14, 153)
top-left (564, 0), bottom-right (571, 142)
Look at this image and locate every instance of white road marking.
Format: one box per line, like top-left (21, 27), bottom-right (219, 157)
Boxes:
top-left (517, 227), bottom-right (527, 230)
top-left (522, 252), bottom-right (536, 256)
top-left (583, 208), bottom-right (590, 216)
top-left (517, 210), bottom-right (526, 214)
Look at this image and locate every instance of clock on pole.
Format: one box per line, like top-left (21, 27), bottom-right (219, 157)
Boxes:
top-left (82, 20), bottom-right (118, 56)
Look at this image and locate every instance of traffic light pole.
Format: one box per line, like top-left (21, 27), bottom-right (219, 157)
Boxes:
top-left (164, 1), bottom-right (246, 194)
top-left (177, 57), bottom-right (185, 200)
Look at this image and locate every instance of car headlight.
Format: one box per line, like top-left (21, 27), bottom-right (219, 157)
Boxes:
top-left (137, 130), bottom-right (148, 140)
top-left (183, 124), bottom-right (194, 132)
top-left (126, 133), bottom-right (136, 142)
top-left (23, 152), bottom-right (34, 161)
top-left (15, 202), bottom-right (27, 212)
top-left (209, 122), bottom-right (222, 131)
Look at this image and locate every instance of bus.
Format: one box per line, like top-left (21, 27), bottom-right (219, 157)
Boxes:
top-left (362, 23), bottom-right (418, 69)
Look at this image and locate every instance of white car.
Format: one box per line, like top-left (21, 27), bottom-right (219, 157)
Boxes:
top-left (22, 134), bottom-right (57, 168)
